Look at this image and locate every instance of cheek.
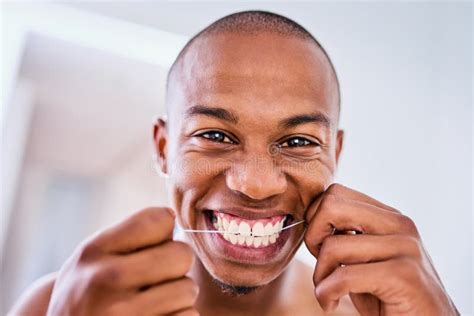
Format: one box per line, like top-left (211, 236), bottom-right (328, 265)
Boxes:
top-left (168, 154), bottom-right (226, 226)
top-left (284, 158), bottom-right (335, 206)
top-left (170, 154), bottom-right (222, 190)
top-left (306, 158), bottom-right (336, 185)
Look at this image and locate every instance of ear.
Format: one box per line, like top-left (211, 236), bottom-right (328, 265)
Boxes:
top-left (335, 129), bottom-right (344, 166)
top-left (153, 116), bottom-right (168, 175)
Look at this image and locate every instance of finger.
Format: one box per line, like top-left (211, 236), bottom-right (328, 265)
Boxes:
top-left (349, 293), bottom-right (380, 316)
top-left (314, 234), bottom-right (421, 284)
top-left (326, 184), bottom-right (399, 213)
top-left (305, 183), bottom-right (399, 223)
top-left (169, 308), bottom-right (200, 316)
top-left (130, 277), bottom-right (199, 315)
top-left (110, 241), bottom-right (194, 289)
top-left (314, 258), bottom-right (416, 312)
top-left (304, 195), bottom-right (418, 257)
top-left (89, 207), bottom-right (175, 254)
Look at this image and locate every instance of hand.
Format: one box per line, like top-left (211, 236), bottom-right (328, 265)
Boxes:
top-left (304, 184), bottom-right (459, 316)
top-left (47, 207), bottom-right (199, 316)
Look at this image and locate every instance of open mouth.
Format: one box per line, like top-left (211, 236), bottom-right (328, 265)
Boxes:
top-left (205, 210), bottom-right (293, 249)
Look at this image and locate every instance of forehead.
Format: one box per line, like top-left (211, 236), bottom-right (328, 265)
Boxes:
top-left (169, 32), bottom-right (339, 124)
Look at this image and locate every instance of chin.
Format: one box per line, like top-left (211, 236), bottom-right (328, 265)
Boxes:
top-left (202, 254), bottom-right (282, 287)
top-left (211, 278), bottom-right (260, 296)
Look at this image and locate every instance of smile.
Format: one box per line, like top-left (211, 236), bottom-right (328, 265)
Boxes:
top-left (209, 211), bottom-right (291, 248)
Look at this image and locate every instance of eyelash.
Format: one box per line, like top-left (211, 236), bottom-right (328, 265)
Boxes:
top-left (195, 130), bottom-right (236, 144)
top-left (279, 136), bottom-right (320, 148)
top-left (194, 130), bottom-right (320, 148)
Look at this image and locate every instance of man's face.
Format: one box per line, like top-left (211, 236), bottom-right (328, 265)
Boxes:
top-left (156, 32), bottom-right (342, 288)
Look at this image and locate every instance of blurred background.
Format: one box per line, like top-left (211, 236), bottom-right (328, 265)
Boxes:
top-left (1, 2), bottom-right (472, 315)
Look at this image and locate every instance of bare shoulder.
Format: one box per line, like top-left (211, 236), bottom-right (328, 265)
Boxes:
top-left (8, 272), bottom-right (56, 316)
top-left (287, 259), bottom-right (360, 316)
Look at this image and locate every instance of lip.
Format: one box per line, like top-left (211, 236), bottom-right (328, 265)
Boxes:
top-left (201, 209), bottom-right (293, 265)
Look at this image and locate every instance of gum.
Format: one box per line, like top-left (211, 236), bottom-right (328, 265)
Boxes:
top-left (214, 211), bottom-right (285, 226)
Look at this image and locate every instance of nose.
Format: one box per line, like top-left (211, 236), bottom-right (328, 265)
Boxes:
top-left (226, 154), bottom-right (287, 200)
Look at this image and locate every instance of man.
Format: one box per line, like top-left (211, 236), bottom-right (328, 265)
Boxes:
top-left (10, 10), bottom-right (459, 316)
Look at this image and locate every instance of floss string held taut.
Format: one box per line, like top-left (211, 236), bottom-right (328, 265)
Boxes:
top-left (182, 220), bottom-right (305, 234)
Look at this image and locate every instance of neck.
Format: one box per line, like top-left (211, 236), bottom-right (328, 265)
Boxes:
top-left (190, 260), bottom-right (290, 316)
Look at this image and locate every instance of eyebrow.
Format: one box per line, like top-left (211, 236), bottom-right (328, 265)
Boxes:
top-left (185, 105), bottom-right (331, 129)
top-left (185, 105), bottom-right (239, 124)
top-left (279, 112), bottom-right (332, 129)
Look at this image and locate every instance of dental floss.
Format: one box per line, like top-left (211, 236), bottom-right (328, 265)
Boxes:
top-left (182, 219), bottom-right (305, 234)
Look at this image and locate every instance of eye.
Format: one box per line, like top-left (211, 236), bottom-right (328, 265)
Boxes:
top-left (195, 130), bottom-right (235, 144)
top-left (280, 136), bottom-right (319, 148)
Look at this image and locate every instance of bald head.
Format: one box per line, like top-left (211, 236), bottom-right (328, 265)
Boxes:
top-left (166, 10), bottom-right (340, 115)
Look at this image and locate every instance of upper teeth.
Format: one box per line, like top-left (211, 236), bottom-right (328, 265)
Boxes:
top-left (213, 212), bottom-right (286, 248)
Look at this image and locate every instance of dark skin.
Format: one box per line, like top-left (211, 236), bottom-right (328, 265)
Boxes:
top-left (10, 32), bottom-right (458, 316)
